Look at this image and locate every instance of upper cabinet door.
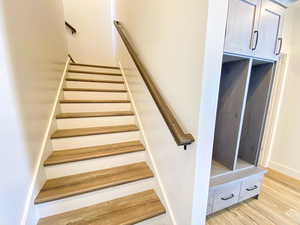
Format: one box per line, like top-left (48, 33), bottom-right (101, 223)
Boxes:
top-left (224, 0), bottom-right (261, 56)
top-left (254, 0), bottom-right (285, 60)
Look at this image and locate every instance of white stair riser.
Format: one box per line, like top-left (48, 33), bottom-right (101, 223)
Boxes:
top-left (68, 73), bottom-right (123, 82)
top-left (66, 81), bottom-right (125, 90)
top-left (37, 178), bottom-right (156, 218)
top-left (45, 152), bottom-right (146, 179)
top-left (56, 116), bottom-right (136, 129)
top-left (52, 131), bottom-right (141, 150)
top-left (63, 91), bottom-right (128, 101)
top-left (60, 103), bottom-right (132, 113)
top-left (69, 65), bottom-right (120, 73)
top-left (136, 214), bottom-right (170, 225)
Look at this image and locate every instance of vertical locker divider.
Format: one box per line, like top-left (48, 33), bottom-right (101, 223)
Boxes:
top-left (232, 58), bottom-right (253, 170)
top-left (212, 56), bottom-right (252, 170)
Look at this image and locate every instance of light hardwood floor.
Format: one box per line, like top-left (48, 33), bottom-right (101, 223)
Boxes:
top-left (206, 176), bottom-right (300, 225)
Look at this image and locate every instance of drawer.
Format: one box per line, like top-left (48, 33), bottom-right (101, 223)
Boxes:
top-left (239, 175), bottom-right (263, 202)
top-left (213, 182), bottom-right (241, 212)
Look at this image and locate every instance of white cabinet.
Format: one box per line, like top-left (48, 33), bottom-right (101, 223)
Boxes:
top-left (224, 0), bottom-right (261, 56)
top-left (224, 0), bottom-right (285, 60)
top-left (254, 0), bottom-right (285, 60)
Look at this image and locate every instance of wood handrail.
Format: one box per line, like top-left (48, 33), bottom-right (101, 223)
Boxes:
top-left (65, 21), bottom-right (77, 35)
top-left (114, 20), bottom-right (194, 149)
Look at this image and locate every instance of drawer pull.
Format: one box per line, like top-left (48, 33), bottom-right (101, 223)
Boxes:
top-left (252, 30), bottom-right (259, 51)
top-left (246, 185), bottom-right (258, 192)
top-left (221, 194), bottom-right (234, 201)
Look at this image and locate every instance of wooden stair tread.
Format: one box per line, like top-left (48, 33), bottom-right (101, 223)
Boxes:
top-left (68, 69), bottom-right (122, 76)
top-left (56, 111), bottom-right (134, 119)
top-left (60, 99), bottom-right (130, 104)
top-left (70, 63), bottom-right (120, 70)
top-left (63, 87), bottom-right (127, 93)
top-left (51, 124), bottom-right (139, 139)
top-left (66, 77), bottom-right (124, 84)
top-left (37, 189), bottom-right (165, 225)
top-left (35, 162), bottom-right (154, 204)
top-left (44, 141), bottom-right (145, 166)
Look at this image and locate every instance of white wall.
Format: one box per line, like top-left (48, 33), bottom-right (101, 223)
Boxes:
top-left (113, 0), bottom-right (227, 224)
top-left (63, 0), bottom-right (115, 65)
top-left (0, 0), bottom-right (67, 224)
top-left (266, 2), bottom-right (300, 179)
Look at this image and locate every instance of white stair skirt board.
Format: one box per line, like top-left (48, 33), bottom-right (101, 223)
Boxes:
top-left (65, 81), bottom-right (125, 90)
top-left (63, 91), bottom-right (128, 101)
top-left (67, 74), bottom-right (123, 82)
top-left (51, 131), bottom-right (140, 150)
top-left (37, 178), bottom-right (156, 218)
top-left (60, 102), bottom-right (132, 113)
top-left (68, 65), bottom-right (120, 73)
top-left (45, 151), bottom-right (146, 178)
top-left (56, 116), bottom-right (136, 129)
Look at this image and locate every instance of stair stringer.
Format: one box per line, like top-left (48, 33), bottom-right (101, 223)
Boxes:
top-left (22, 57), bottom-right (71, 225)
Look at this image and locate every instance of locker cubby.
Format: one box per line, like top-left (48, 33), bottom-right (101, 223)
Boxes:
top-left (238, 60), bottom-right (275, 166)
top-left (211, 56), bottom-right (275, 178)
top-left (212, 55), bottom-right (251, 175)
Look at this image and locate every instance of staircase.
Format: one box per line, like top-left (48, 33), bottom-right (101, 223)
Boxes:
top-left (35, 63), bottom-right (167, 225)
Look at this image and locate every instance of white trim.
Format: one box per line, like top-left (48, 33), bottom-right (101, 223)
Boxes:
top-left (259, 54), bottom-right (289, 167)
top-left (21, 57), bottom-right (70, 225)
top-left (119, 62), bottom-right (177, 225)
top-left (269, 161), bottom-right (300, 180)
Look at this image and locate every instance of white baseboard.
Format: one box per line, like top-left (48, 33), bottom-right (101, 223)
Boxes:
top-left (119, 62), bottom-right (177, 225)
top-left (45, 151), bottom-right (145, 179)
top-left (21, 57), bottom-right (70, 225)
top-left (269, 161), bottom-right (300, 180)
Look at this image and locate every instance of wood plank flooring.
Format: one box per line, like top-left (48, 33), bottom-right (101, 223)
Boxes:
top-left (63, 87), bottom-right (127, 92)
top-left (60, 99), bottom-right (130, 104)
top-left (51, 125), bottom-right (139, 139)
top-left (56, 111), bottom-right (134, 119)
top-left (66, 77), bottom-right (124, 83)
top-left (206, 176), bottom-right (300, 225)
top-left (44, 141), bottom-right (145, 166)
top-left (69, 63), bottom-right (120, 69)
top-left (266, 168), bottom-right (300, 193)
top-left (37, 190), bottom-right (166, 225)
top-left (68, 69), bottom-right (122, 76)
